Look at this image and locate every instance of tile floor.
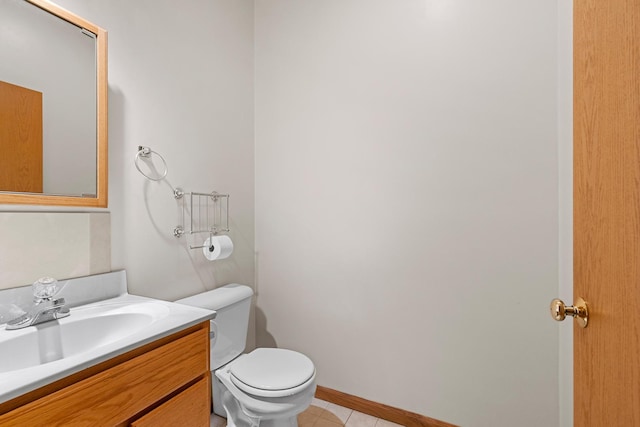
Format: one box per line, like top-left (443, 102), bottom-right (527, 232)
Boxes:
top-left (210, 398), bottom-right (406, 427)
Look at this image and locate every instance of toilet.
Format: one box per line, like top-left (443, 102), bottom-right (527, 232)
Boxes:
top-left (176, 284), bottom-right (316, 427)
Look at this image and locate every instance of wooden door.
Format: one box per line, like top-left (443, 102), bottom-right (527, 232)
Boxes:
top-left (0, 80), bottom-right (43, 193)
top-left (574, 0), bottom-right (640, 425)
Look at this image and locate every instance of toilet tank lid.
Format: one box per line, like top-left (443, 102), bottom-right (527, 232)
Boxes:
top-left (175, 284), bottom-right (253, 310)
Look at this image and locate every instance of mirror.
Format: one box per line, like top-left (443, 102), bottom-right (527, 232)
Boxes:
top-left (0, 0), bottom-right (107, 207)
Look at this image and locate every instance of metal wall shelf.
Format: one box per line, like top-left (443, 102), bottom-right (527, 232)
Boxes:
top-left (173, 188), bottom-right (229, 241)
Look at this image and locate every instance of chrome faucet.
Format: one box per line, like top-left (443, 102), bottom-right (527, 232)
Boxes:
top-left (5, 277), bottom-right (70, 330)
top-left (6, 298), bottom-right (70, 330)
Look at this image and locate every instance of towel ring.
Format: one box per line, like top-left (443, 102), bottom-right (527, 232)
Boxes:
top-left (135, 146), bottom-right (168, 181)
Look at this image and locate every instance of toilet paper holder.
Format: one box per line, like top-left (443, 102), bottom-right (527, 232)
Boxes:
top-left (188, 235), bottom-right (216, 251)
top-left (173, 187), bottom-right (230, 249)
top-left (193, 238), bottom-right (216, 252)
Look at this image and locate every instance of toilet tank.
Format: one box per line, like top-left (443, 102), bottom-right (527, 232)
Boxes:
top-left (175, 284), bottom-right (253, 370)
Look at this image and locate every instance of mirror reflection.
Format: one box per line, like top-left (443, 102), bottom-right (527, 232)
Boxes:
top-left (0, 0), bottom-right (97, 197)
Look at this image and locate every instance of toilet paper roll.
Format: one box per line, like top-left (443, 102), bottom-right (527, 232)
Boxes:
top-left (202, 235), bottom-right (234, 261)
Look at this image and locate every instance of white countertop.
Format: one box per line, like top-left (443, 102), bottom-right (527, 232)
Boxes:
top-left (0, 272), bottom-right (215, 405)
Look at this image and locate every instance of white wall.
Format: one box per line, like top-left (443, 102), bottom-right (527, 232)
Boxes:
top-left (557, 1), bottom-right (573, 426)
top-left (255, 1), bottom-right (560, 426)
top-left (50, 0), bottom-right (256, 344)
top-left (0, 212), bottom-right (110, 290)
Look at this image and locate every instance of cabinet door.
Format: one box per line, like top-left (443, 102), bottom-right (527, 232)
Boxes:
top-left (0, 81), bottom-right (43, 193)
top-left (131, 377), bottom-right (211, 427)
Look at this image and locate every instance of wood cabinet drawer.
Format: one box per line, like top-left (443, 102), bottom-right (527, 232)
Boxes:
top-left (0, 324), bottom-right (209, 426)
top-left (131, 376), bottom-right (210, 427)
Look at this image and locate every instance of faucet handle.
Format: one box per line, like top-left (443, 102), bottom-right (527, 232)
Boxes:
top-left (33, 277), bottom-right (59, 302)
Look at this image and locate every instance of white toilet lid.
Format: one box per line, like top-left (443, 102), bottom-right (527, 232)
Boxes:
top-left (229, 348), bottom-right (315, 398)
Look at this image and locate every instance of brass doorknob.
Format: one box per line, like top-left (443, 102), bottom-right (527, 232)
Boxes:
top-left (550, 297), bottom-right (589, 328)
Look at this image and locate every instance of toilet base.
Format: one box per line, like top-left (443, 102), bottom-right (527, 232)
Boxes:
top-left (220, 388), bottom-right (301, 427)
top-left (212, 370), bottom-right (227, 418)
top-left (212, 363), bottom-right (315, 427)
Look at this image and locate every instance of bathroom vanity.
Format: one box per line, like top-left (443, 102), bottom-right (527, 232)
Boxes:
top-left (0, 271), bottom-right (215, 426)
top-left (0, 322), bottom-right (210, 426)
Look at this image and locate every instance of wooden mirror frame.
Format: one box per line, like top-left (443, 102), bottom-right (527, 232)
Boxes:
top-left (0, 0), bottom-right (107, 208)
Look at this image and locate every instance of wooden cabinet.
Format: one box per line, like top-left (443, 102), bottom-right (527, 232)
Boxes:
top-left (0, 322), bottom-right (211, 426)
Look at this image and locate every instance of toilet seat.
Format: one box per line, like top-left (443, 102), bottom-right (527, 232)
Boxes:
top-left (229, 348), bottom-right (315, 398)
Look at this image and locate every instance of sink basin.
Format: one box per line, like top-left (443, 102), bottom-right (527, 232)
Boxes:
top-left (0, 271), bottom-right (216, 405)
top-left (0, 301), bottom-right (170, 373)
